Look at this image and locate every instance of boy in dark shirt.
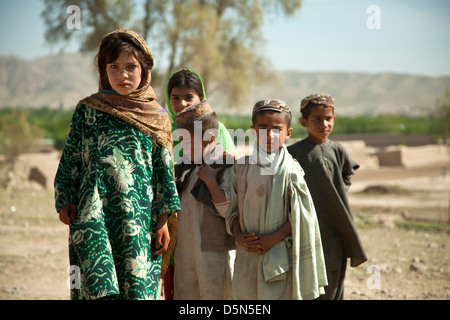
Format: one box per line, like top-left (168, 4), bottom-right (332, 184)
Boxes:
top-left (288, 93), bottom-right (367, 299)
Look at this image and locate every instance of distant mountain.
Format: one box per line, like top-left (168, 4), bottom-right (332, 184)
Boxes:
top-left (247, 71), bottom-right (450, 116)
top-left (1, 53), bottom-right (449, 115)
top-left (0, 53), bottom-right (97, 109)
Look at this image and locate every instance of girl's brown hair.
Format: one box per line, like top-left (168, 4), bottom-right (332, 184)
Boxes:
top-left (167, 69), bottom-right (205, 100)
top-left (95, 32), bottom-right (154, 91)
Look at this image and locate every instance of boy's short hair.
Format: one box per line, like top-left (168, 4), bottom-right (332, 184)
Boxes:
top-left (175, 100), bottom-right (219, 134)
top-left (252, 99), bottom-right (292, 128)
top-left (301, 102), bottom-right (335, 119)
top-left (300, 93), bottom-right (335, 119)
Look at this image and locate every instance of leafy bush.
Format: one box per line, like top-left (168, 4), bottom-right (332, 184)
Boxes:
top-left (0, 108), bottom-right (72, 152)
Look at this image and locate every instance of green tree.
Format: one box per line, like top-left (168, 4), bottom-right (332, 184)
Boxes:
top-left (41, 0), bottom-right (302, 106)
top-left (42, 0), bottom-right (133, 52)
top-left (0, 110), bottom-right (43, 173)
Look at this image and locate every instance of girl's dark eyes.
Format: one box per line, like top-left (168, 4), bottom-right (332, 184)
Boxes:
top-left (108, 64), bottom-right (138, 69)
top-left (170, 95), bottom-right (195, 101)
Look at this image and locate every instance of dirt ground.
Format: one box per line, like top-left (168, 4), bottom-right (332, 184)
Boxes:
top-left (0, 157), bottom-right (449, 300)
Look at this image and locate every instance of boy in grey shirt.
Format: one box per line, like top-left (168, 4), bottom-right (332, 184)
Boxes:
top-left (288, 93), bottom-right (367, 300)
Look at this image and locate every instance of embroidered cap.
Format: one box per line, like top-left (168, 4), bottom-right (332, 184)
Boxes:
top-left (175, 100), bottom-right (214, 129)
top-left (252, 99), bottom-right (291, 118)
top-left (300, 93), bottom-right (335, 111)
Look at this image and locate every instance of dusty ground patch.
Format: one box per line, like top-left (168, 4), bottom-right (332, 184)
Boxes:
top-left (0, 160), bottom-right (449, 300)
top-left (344, 164), bottom-right (449, 300)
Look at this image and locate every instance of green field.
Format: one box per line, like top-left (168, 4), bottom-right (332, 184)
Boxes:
top-left (0, 107), bottom-right (446, 152)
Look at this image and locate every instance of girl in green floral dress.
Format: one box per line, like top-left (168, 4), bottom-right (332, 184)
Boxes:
top-left (54, 29), bottom-right (180, 300)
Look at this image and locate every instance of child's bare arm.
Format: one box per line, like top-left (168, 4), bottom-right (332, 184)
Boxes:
top-left (231, 216), bottom-right (243, 240)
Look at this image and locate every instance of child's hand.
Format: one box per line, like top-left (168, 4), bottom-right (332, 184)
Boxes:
top-left (153, 212), bottom-right (170, 255)
top-left (247, 233), bottom-right (280, 255)
top-left (197, 163), bottom-right (223, 185)
top-left (58, 204), bottom-right (77, 225)
top-left (235, 231), bottom-right (262, 252)
top-left (249, 222), bottom-right (292, 254)
top-left (232, 217), bottom-right (262, 252)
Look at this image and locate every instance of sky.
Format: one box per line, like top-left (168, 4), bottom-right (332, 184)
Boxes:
top-left (0, 0), bottom-right (449, 77)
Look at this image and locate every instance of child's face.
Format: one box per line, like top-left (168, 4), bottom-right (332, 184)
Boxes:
top-left (170, 87), bottom-right (202, 115)
top-left (252, 112), bottom-right (292, 153)
top-left (300, 105), bottom-right (335, 144)
top-left (106, 50), bottom-right (142, 96)
top-left (179, 127), bottom-right (216, 163)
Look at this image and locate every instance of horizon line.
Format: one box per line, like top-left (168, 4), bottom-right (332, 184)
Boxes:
top-left (1, 52), bottom-right (450, 79)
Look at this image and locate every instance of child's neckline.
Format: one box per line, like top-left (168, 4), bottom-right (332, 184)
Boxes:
top-left (100, 89), bottom-right (118, 94)
top-left (305, 138), bottom-right (330, 146)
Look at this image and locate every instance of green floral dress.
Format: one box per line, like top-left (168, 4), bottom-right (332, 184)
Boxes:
top-left (55, 104), bottom-right (180, 300)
